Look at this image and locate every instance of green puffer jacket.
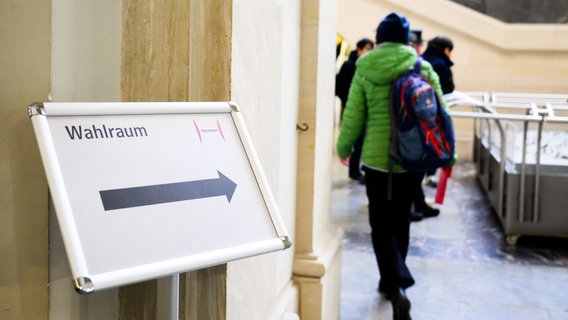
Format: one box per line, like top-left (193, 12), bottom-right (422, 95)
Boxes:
top-left (336, 42), bottom-right (447, 172)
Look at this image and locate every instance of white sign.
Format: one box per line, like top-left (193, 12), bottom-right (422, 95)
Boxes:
top-left (29, 102), bottom-right (291, 293)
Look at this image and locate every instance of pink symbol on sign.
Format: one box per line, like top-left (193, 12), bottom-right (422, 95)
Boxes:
top-left (193, 119), bottom-right (225, 143)
top-left (217, 119), bottom-right (225, 141)
top-left (193, 120), bottom-right (202, 143)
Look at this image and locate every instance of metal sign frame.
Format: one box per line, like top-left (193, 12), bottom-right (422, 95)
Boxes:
top-left (28, 101), bottom-right (291, 293)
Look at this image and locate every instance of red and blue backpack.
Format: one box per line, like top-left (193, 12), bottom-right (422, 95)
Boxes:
top-left (389, 57), bottom-right (455, 172)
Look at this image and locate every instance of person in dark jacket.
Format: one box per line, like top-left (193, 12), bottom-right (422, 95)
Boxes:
top-left (337, 12), bottom-right (447, 320)
top-left (407, 33), bottom-right (446, 222)
top-left (335, 38), bottom-right (374, 182)
top-left (409, 36), bottom-right (456, 221)
top-left (422, 36), bottom-right (455, 94)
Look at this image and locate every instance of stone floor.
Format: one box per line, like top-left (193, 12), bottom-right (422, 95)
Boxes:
top-left (332, 161), bottom-right (568, 320)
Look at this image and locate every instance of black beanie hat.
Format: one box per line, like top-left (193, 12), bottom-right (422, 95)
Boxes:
top-left (375, 12), bottom-right (410, 44)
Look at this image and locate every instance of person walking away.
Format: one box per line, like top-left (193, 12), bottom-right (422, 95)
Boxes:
top-left (422, 36), bottom-right (455, 95)
top-left (336, 12), bottom-right (448, 320)
top-left (420, 36), bottom-right (456, 187)
top-left (407, 30), bottom-right (443, 222)
top-left (335, 38), bottom-right (374, 182)
top-left (408, 29), bottom-right (424, 55)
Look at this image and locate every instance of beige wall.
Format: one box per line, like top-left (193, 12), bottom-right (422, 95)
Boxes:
top-left (0, 1), bottom-right (50, 319)
top-left (338, 0), bottom-right (568, 93)
top-left (337, 0), bottom-right (568, 160)
top-left (293, 0), bottom-right (344, 319)
top-left (51, 0), bottom-right (121, 102)
top-left (229, 0), bottom-right (300, 319)
top-left (49, 0), bottom-right (122, 318)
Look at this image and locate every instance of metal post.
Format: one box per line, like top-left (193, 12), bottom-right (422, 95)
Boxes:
top-left (157, 274), bottom-right (180, 320)
top-left (169, 274), bottom-right (180, 320)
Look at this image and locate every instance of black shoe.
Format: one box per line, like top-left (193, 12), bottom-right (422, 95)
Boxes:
top-left (421, 205), bottom-right (440, 218)
top-left (349, 173), bottom-right (365, 184)
top-left (409, 211), bottom-right (423, 222)
top-left (387, 288), bottom-right (411, 320)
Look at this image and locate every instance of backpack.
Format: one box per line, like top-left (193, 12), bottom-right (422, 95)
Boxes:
top-left (388, 57), bottom-right (455, 172)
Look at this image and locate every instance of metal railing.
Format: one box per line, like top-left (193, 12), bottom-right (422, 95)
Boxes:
top-left (491, 92), bottom-right (568, 106)
top-left (444, 91), bottom-right (568, 224)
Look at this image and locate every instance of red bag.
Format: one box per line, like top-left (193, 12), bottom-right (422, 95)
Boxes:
top-left (434, 166), bottom-right (452, 204)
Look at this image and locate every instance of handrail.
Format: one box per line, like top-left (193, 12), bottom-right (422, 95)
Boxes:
top-left (445, 92), bottom-right (568, 224)
top-left (491, 92), bottom-right (568, 105)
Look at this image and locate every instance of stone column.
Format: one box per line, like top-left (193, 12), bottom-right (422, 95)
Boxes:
top-left (182, 1), bottom-right (232, 320)
top-left (293, 0), bottom-right (343, 319)
top-left (120, 0), bottom-right (232, 319)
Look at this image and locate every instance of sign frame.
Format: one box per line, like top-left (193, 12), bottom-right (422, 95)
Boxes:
top-left (28, 101), bottom-right (291, 293)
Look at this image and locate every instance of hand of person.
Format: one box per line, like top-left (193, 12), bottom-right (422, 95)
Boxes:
top-left (340, 156), bottom-right (350, 167)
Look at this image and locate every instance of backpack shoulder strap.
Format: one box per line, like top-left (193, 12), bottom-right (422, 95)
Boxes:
top-left (412, 57), bottom-right (423, 74)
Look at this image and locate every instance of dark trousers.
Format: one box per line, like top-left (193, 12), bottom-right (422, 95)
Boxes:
top-left (412, 170), bottom-right (436, 210)
top-left (363, 167), bottom-right (424, 292)
top-left (412, 172), bottom-right (427, 210)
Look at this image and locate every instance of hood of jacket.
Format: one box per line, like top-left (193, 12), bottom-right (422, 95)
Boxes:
top-left (355, 42), bottom-right (418, 86)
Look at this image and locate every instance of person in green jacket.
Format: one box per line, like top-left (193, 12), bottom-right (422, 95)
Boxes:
top-left (336, 12), bottom-right (447, 320)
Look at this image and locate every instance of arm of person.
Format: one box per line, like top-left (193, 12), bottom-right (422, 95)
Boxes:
top-left (335, 62), bottom-right (355, 103)
top-left (433, 64), bottom-right (455, 94)
top-left (336, 71), bottom-right (366, 160)
top-left (421, 60), bottom-right (450, 113)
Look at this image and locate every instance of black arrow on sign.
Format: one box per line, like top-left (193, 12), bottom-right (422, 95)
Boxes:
top-left (99, 171), bottom-right (237, 211)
